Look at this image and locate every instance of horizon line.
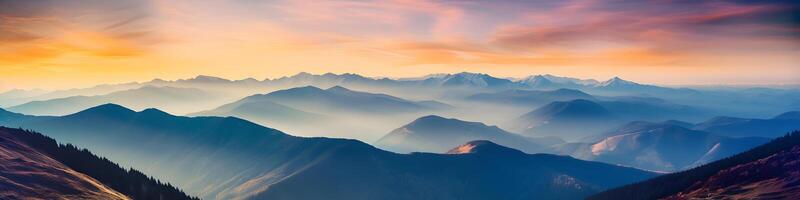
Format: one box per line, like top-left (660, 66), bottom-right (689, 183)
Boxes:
top-left (3, 71), bottom-right (800, 92)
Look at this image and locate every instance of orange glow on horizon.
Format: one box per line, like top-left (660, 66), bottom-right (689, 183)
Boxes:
top-left (0, 0), bottom-right (798, 90)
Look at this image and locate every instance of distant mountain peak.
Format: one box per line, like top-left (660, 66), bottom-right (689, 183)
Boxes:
top-left (325, 85), bottom-right (351, 92)
top-left (419, 73), bottom-right (450, 79)
top-left (238, 78), bottom-right (259, 83)
top-left (257, 86), bottom-right (327, 99)
top-left (523, 75), bottom-right (554, 85)
top-left (446, 140), bottom-right (524, 155)
top-left (284, 72), bottom-right (315, 80)
top-left (66, 104), bottom-right (176, 119)
top-left (149, 78), bottom-right (168, 83)
top-left (453, 71), bottom-right (488, 76)
top-left (520, 74), bottom-right (599, 88)
top-left (422, 72), bottom-right (514, 88)
top-left (416, 114), bottom-right (447, 121)
top-left (408, 115), bottom-right (463, 127)
top-left (376, 115), bottom-right (547, 154)
top-left (140, 108), bottom-right (171, 116)
top-left (405, 115), bottom-right (497, 132)
top-left (598, 76), bottom-right (638, 87)
top-left (78, 103), bottom-right (135, 114)
top-left (62, 103), bottom-right (138, 119)
top-left (291, 85), bottom-right (325, 91)
top-left (190, 75), bottom-right (231, 82)
top-left (516, 99), bottom-right (613, 132)
top-left (449, 72), bottom-right (492, 80)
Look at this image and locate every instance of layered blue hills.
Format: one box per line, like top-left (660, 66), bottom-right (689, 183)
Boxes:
top-left (0, 104), bottom-right (655, 200)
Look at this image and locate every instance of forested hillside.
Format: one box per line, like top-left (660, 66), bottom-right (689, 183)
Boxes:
top-left (0, 127), bottom-right (197, 200)
top-left (588, 130), bottom-right (800, 200)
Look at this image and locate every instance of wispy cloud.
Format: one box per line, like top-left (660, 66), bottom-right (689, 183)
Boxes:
top-left (0, 0), bottom-right (798, 89)
top-left (0, 0), bottom-right (160, 63)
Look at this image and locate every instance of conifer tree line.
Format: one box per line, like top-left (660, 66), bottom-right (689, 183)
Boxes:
top-left (2, 127), bottom-right (199, 200)
top-left (588, 130), bottom-right (800, 200)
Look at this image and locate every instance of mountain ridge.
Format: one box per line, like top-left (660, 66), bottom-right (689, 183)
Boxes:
top-left (588, 130), bottom-right (800, 200)
top-left (7, 86), bottom-right (223, 116)
top-left (0, 104), bottom-right (655, 200)
top-left (0, 127), bottom-right (198, 200)
top-left (376, 115), bottom-right (562, 153)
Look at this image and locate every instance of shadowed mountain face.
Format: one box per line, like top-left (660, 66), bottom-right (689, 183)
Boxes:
top-left (6, 86), bottom-right (225, 116)
top-left (557, 122), bottom-right (769, 172)
top-left (588, 131), bottom-right (800, 200)
top-left (0, 104), bottom-right (655, 200)
top-left (509, 99), bottom-right (617, 141)
top-left (0, 129), bottom-right (128, 200)
top-left (509, 98), bottom-right (704, 141)
top-left (252, 140), bottom-right (655, 200)
top-left (694, 111), bottom-right (800, 138)
top-left (376, 115), bottom-right (563, 153)
top-left (446, 140), bottom-right (527, 155)
top-left (0, 108), bottom-right (51, 126)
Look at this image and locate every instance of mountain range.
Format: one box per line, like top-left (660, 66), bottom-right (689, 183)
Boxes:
top-left (7, 86), bottom-right (227, 115)
top-left (0, 72), bottom-right (688, 105)
top-left (0, 104), bottom-right (655, 200)
top-left (547, 111), bottom-right (800, 171)
top-left (191, 85), bottom-right (450, 140)
top-left (508, 98), bottom-right (706, 141)
top-left (589, 131), bottom-right (800, 200)
top-left (376, 115), bottom-right (563, 153)
top-left (376, 112), bottom-right (781, 172)
top-left (228, 85), bottom-right (446, 115)
top-left (508, 99), bottom-right (617, 140)
top-left (4, 71), bottom-right (795, 120)
top-left (556, 121), bottom-right (770, 172)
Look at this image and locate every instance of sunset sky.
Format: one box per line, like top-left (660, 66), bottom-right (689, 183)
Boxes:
top-left (1, 0), bottom-right (798, 90)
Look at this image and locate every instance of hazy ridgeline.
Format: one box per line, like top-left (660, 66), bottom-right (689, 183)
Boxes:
top-left (1, 72), bottom-right (799, 199)
top-left (0, 104), bottom-right (656, 199)
top-left (3, 72), bottom-right (798, 143)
